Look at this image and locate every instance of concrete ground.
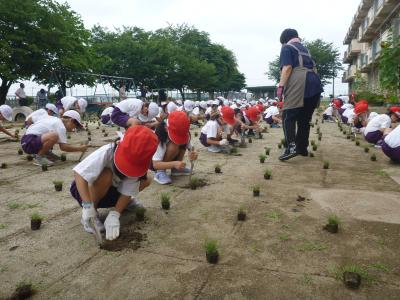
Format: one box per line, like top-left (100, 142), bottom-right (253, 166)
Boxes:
top-left (1, 114), bottom-right (400, 299)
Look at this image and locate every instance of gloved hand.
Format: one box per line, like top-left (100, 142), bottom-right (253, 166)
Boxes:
top-left (81, 202), bottom-right (96, 223)
top-left (219, 139), bottom-right (228, 146)
top-left (277, 85), bottom-right (284, 101)
top-left (104, 211), bottom-right (120, 240)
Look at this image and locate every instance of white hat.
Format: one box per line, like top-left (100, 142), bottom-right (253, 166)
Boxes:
top-left (223, 99), bottom-right (229, 106)
top-left (194, 101), bottom-right (199, 107)
top-left (192, 107), bottom-right (200, 116)
top-left (147, 102), bottom-right (159, 119)
top-left (184, 100), bottom-right (194, 112)
top-left (200, 101), bottom-right (207, 109)
top-left (45, 103), bottom-right (58, 115)
top-left (212, 100), bottom-right (219, 106)
top-left (63, 110), bottom-right (83, 127)
top-left (77, 98), bottom-right (88, 113)
top-left (207, 100), bottom-right (213, 106)
top-left (0, 105), bottom-right (12, 121)
top-left (167, 102), bottom-right (178, 114)
top-left (176, 99), bottom-right (183, 105)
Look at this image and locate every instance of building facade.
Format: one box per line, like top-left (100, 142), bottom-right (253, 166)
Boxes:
top-left (342, 0), bottom-right (400, 91)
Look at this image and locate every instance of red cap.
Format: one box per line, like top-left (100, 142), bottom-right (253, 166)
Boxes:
top-left (221, 106), bottom-right (236, 125)
top-left (358, 99), bottom-right (368, 105)
top-left (114, 126), bottom-right (158, 177)
top-left (389, 106), bottom-right (400, 117)
top-left (333, 99), bottom-right (341, 109)
top-left (354, 102), bottom-right (368, 115)
top-left (277, 102), bottom-right (284, 109)
top-left (256, 104), bottom-right (264, 113)
top-left (167, 111), bottom-right (190, 145)
top-left (246, 106), bottom-right (261, 122)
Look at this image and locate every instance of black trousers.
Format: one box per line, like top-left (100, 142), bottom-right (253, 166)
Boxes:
top-left (282, 94), bottom-right (320, 152)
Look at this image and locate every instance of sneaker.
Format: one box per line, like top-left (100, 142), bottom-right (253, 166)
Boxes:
top-left (126, 198), bottom-right (144, 211)
top-left (45, 151), bottom-right (61, 162)
top-left (279, 142), bottom-right (298, 161)
top-left (154, 170), bottom-right (172, 185)
top-left (207, 145), bottom-right (221, 153)
top-left (171, 167), bottom-right (191, 176)
top-left (33, 155), bottom-right (54, 166)
top-left (81, 215), bottom-right (105, 234)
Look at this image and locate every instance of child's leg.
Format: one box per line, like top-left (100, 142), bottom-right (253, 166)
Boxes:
top-left (164, 142), bottom-right (181, 162)
top-left (38, 132), bottom-right (59, 156)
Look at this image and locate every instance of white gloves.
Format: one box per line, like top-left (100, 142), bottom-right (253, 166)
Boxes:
top-left (81, 202), bottom-right (96, 222)
top-left (219, 139), bottom-right (228, 146)
top-left (104, 211), bottom-right (121, 240)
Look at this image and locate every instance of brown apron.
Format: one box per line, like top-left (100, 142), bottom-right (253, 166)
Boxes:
top-left (283, 44), bottom-right (316, 110)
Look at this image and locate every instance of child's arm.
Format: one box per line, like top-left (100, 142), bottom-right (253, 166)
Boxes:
top-left (153, 160), bottom-right (185, 170)
top-left (0, 126), bottom-right (18, 139)
top-left (59, 143), bottom-right (89, 152)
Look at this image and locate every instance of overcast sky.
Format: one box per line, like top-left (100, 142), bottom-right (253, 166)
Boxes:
top-left (12, 0), bottom-right (361, 97)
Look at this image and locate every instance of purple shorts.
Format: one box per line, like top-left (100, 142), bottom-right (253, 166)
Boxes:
top-left (338, 108), bottom-right (345, 115)
top-left (101, 115), bottom-right (111, 125)
top-left (55, 101), bottom-right (63, 111)
top-left (199, 132), bottom-right (210, 147)
top-left (364, 130), bottom-right (383, 144)
top-left (111, 107), bottom-right (129, 128)
top-left (341, 115), bottom-right (348, 124)
top-left (265, 116), bottom-right (273, 125)
top-left (21, 134), bottom-right (42, 154)
top-left (70, 180), bottom-right (121, 208)
top-left (382, 141), bottom-right (400, 161)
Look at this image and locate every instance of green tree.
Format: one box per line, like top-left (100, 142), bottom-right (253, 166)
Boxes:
top-left (0, 0), bottom-right (51, 104)
top-left (266, 39), bottom-right (342, 87)
top-left (379, 31), bottom-right (400, 97)
top-left (34, 1), bottom-right (94, 96)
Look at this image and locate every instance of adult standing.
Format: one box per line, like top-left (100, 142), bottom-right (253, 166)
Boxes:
top-left (276, 29), bottom-right (323, 161)
top-left (36, 88), bottom-right (48, 109)
top-left (15, 83), bottom-right (27, 106)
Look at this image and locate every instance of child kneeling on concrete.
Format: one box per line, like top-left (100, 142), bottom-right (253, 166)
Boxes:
top-left (20, 110), bottom-right (88, 166)
top-left (71, 126), bottom-right (158, 240)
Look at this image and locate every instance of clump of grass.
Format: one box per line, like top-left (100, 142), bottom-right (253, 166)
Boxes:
top-left (259, 154), bottom-right (266, 163)
top-left (214, 164), bottom-right (222, 173)
top-left (328, 214), bottom-right (339, 225)
top-left (312, 144), bottom-right (318, 151)
top-left (189, 177), bottom-right (199, 190)
top-left (264, 169), bottom-right (272, 180)
top-left (53, 180), bottom-right (63, 186)
top-left (264, 147), bottom-right (271, 155)
top-left (160, 193), bottom-right (170, 210)
top-left (355, 140), bottom-right (360, 146)
top-left (265, 211), bottom-right (280, 222)
top-left (309, 152), bottom-right (315, 157)
top-left (30, 212), bottom-right (42, 221)
top-left (135, 207), bottom-right (146, 221)
top-left (298, 241), bottom-right (327, 252)
top-left (253, 185), bottom-right (260, 193)
top-left (8, 202), bottom-right (22, 210)
top-left (364, 146), bottom-right (370, 153)
top-left (279, 235), bottom-right (289, 241)
top-left (371, 154), bottom-right (377, 161)
top-left (0, 224), bottom-right (6, 229)
top-left (278, 143), bottom-right (282, 149)
top-left (310, 140), bottom-right (316, 146)
top-left (333, 265), bottom-right (375, 284)
top-left (60, 153), bottom-right (67, 161)
top-left (204, 240), bottom-right (218, 255)
top-left (323, 161), bottom-right (330, 169)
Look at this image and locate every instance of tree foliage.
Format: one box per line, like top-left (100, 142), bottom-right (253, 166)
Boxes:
top-left (379, 31), bottom-right (400, 97)
top-left (266, 39), bottom-right (342, 86)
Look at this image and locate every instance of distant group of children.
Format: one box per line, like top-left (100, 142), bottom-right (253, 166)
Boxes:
top-left (323, 98), bottom-right (400, 162)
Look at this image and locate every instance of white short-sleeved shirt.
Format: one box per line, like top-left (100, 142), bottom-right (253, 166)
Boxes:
top-left (341, 103), bottom-right (353, 110)
top-left (364, 114), bottom-right (391, 135)
top-left (15, 88), bottom-right (26, 98)
top-left (368, 112), bottom-right (378, 121)
top-left (115, 98), bottom-right (143, 117)
top-left (101, 107), bottom-right (114, 117)
top-left (323, 106), bottom-right (333, 116)
top-left (384, 125), bottom-right (400, 148)
top-left (25, 116), bottom-right (67, 144)
top-left (61, 96), bottom-right (77, 110)
top-left (201, 120), bottom-right (219, 138)
top-left (73, 144), bottom-right (140, 197)
top-left (26, 109), bottom-right (48, 124)
top-left (152, 142), bottom-right (167, 161)
top-left (343, 108), bottom-right (355, 122)
top-left (264, 106), bottom-right (279, 118)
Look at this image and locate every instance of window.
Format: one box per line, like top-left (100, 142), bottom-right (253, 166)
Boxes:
top-left (374, 0), bottom-right (384, 14)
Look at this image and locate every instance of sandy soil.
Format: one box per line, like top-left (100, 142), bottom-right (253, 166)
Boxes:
top-left (1, 115), bottom-right (400, 299)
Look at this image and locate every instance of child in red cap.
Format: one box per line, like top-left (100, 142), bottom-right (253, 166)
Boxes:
top-left (363, 107), bottom-right (400, 147)
top-left (153, 111), bottom-right (198, 185)
top-left (71, 125), bottom-right (158, 241)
